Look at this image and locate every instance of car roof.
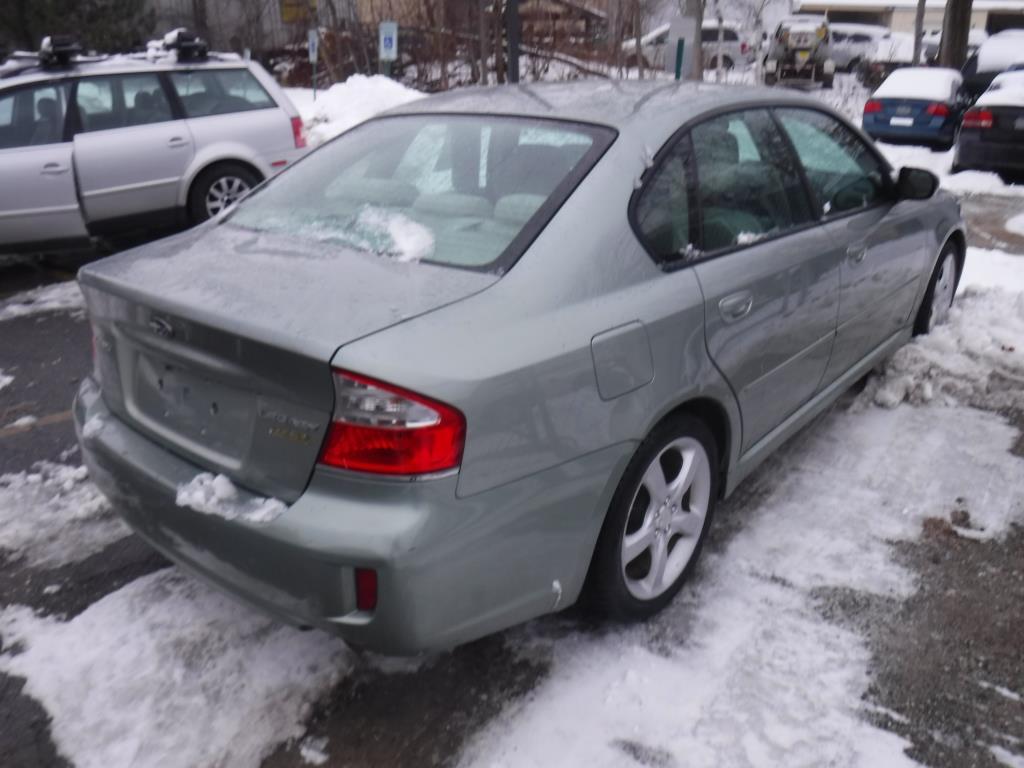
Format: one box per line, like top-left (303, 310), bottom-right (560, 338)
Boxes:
top-left (0, 52), bottom-right (248, 90)
top-left (381, 80), bottom-right (834, 149)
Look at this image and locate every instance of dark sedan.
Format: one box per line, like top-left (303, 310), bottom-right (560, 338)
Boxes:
top-left (954, 71), bottom-right (1024, 182)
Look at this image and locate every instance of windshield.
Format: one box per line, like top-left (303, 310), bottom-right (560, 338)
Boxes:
top-left (230, 114), bottom-right (615, 273)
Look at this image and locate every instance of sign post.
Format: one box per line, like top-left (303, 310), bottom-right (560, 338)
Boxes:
top-left (379, 20), bottom-right (398, 76)
top-left (308, 28), bottom-right (318, 101)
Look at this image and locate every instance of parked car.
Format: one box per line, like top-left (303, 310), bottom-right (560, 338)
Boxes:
top-left (921, 28), bottom-right (988, 64)
top-left (953, 70), bottom-right (1024, 182)
top-left (765, 15), bottom-right (836, 88)
top-left (862, 67), bottom-right (968, 149)
top-left (701, 20), bottom-right (754, 70)
top-left (622, 20), bottom-right (753, 71)
top-left (74, 81), bottom-right (965, 654)
top-left (830, 23), bottom-right (889, 72)
top-left (855, 31), bottom-right (915, 90)
top-left (0, 32), bottom-right (307, 255)
top-left (962, 29), bottom-right (1024, 99)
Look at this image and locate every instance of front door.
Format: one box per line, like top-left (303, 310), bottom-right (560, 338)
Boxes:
top-left (688, 109), bottom-right (840, 452)
top-left (71, 73), bottom-right (195, 223)
top-left (0, 81), bottom-right (88, 251)
top-left (774, 108), bottom-right (929, 381)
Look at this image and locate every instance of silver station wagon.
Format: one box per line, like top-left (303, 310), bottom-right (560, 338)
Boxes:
top-left (0, 33), bottom-right (306, 254)
top-left (74, 81), bottom-right (965, 654)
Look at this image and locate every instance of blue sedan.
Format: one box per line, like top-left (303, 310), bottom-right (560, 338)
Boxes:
top-left (863, 67), bottom-right (969, 150)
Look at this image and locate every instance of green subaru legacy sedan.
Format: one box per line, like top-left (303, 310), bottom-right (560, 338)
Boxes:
top-left (74, 81), bottom-right (965, 654)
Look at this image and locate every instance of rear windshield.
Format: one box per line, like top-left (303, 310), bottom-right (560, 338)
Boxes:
top-left (229, 114), bottom-right (615, 273)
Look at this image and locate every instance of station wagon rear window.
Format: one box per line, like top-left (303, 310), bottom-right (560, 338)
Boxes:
top-left (228, 115), bottom-right (615, 273)
top-left (170, 69), bottom-right (275, 117)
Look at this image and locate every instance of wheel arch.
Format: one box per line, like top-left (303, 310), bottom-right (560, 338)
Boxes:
top-left (179, 156), bottom-right (267, 209)
top-left (656, 396), bottom-right (733, 498)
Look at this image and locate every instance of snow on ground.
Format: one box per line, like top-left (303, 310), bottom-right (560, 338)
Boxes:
top-left (1008, 213), bottom-right (1024, 237)
top-left (0, 569), bottom-right (350, 768)
top-left (0, 369), bottom-right (12, 392)
top-left (284, 75), bottom-right (424, 146)
top-left (0, 279), bottom-right (85, 322)
top-left (0, 463), bottom-right (127, 568)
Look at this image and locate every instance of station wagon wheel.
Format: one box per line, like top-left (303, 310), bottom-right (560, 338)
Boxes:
top-left (915, 243), bottom-right (959, 335)
top-left (188, 162), bottom-right (262, 223)
top-left (588, 414), bottom-right (719, 620)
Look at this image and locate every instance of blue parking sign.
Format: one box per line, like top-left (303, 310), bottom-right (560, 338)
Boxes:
top-left (379, 21), bottom-right (398, 62)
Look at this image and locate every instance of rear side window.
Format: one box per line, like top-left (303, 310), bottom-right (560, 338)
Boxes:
top-left (0, 82), bottom-right (70, 149)
top-left (775, 108), bottom-right (888, 216)
top-left (170, 69), bottom-right (275, 118)
top-left (228, 115), bottom-right (613, 273)
top-left (73, 74), bottom-right (172, 133)
top-left (702, 28), bottom-right (739, 42)
top-left (691, 109), bottom-right (813, 252)
top-left (634, 135), bottom-right (694, 262)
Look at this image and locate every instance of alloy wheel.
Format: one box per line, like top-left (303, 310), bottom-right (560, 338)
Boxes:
top-left (621, 436), bottom-right (712, 600)
top-left (205, 176), bottom-right (252, 218)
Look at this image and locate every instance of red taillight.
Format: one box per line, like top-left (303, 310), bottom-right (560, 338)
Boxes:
top-left (355, 568), bottom-right (377, 612)
top-left (926, 102), bottom-right (950, 117)
top-left (962, 108), bottom-right (993, 129)
top-left (318, 370), bottom-right (466, 476)
top-left (290, 116), bottom-right (306, 148)
top-left (740, 41), bottom-right (749, 54)
top-left (864, 100), bottom-right (882, 114)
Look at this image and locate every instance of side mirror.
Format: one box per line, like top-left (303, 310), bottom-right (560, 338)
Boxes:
top-left (896, 167), bottom-right (939, 200)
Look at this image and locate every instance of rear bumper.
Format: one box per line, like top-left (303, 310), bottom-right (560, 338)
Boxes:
top-left (956, 134), bottom-right (1024, 172)
top-left (75, 377), bottom-right (630, 654)
top-left (864, 121), bottom-right (955, 146)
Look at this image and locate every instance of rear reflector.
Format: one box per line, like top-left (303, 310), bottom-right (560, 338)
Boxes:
top-left (962, 108), bottom-right (993, 129)
top-left (290, 116), bottom-right (306, 148)
top-left (355, 568), bottom-right (377, 612)
top-left (318, 370), bottom-right (466, 476)
top-left (864, 100), bottom-right (882, 114)
top-left (926, 102), bottom-right (950, 117)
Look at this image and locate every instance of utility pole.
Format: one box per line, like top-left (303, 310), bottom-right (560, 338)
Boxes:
top-left (912, 0), bottom-right (926, 64)
top-left (506, 0), bottom-right (520, 83)
top-left (939, 0), bottom-right (973, 69)
top-left (479, 0), bottom-right (489, 84)
top-left (679, 0), bottom-right (703, 79)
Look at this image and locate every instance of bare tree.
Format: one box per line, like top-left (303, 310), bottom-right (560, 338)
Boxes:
top-left (939, 0), bottom-right (972, 68)
top-left (478, 0), bottom-right (490, 84)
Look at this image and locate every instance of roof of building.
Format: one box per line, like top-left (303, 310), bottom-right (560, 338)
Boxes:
top-left (797, 0), bottom-right (1024, 9)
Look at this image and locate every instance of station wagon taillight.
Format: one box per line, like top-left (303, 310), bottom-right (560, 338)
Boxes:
top-left (962, 108), bottom-right (993, 129)
top-left (926, 102), bottom-right (950, 117)
top-left (318, 370), bottom-right (465, 476)
top-left (863, 100), bottom-right (882, 114)
top-left (290, 116), bottom-right (307, 148)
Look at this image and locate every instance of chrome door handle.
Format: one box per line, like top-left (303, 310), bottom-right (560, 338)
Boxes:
top-left (847, 245), bottom-right (867, 264)
top-left (41, 162), bottom-right (69, 175)
top-left (719, 291), bottom-right (754, 322)
top-left (167, 137), bottom-right (189, 148)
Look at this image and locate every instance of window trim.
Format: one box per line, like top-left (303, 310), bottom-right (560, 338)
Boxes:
top-left (0, 79), bottom-right (74, 148)
top-left (628, 101), bottom-right (899, 271)
top-left (68, 72), bottom-right (180, 136)
top-left (631, 131), bottom-right (699, 266)
top-left (770, 105), bottom-right (898, 225)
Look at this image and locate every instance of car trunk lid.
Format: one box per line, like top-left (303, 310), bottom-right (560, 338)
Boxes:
top-left (79, 222), bottom-right (497, 502)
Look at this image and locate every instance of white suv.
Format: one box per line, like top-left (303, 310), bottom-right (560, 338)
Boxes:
top-left (0, 34), bottom-right (307, 254)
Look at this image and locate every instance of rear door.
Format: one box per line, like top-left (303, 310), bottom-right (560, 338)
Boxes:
top-left (688, 109), bottom-right (840, 452)
top-left (0, 80), bottom-right (88, 250)
top-left (775, 107), bottom-right (928, 382)
top-left (71, 72), bottom-right (195, 223)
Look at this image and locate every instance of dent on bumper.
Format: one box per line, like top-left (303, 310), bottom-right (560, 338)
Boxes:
top-left (74, 378), bottom-right (633, 654)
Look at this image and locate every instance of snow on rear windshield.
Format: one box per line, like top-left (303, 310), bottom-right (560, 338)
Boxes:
top-left (230, 115), bottom-right (612, 272)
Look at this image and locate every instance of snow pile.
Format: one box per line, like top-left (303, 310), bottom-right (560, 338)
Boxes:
top-left (0, 369), bottom-right (12, 392)
top-left (0, 280), bottom-right (85, 322)
top-left (0, 569), bottom-right (350, 768)
top-left (0, 463), bottom-right (127, 568)
top-left (356, 207), bottom-right (435, 262)
top-left (81, 415), bottom-right (105, 439)
top-left (977, 71), bottom-right (1024, 109)
top-left (1008, 213), bottom-right (1024, 237)
top-left (6, 415), bottom-right (37, 429)
top-left (284, 75), bottom-right (425, 146)
top-left (461, 401), bottom-right (1024, 767)
top-left (861, 248), bottom-right (1024, 413)
top-left (175, 473), bottom-right (286, 525)
top-left (299, 736), bottom-right (330, 765)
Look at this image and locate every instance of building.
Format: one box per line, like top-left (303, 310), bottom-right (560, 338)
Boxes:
top-left (794, 0), bottom-right (1024, 34)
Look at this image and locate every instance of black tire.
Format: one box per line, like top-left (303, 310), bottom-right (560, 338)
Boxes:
top-left (187, 162), bottom-right (262, 224)
top-left (587, 413), bottom-right (719, 621)
top-left (914, 241), bottom-right (959, 336)
top-left (765, 73), bottom-right (777, 86)
top-left (822, 74), bottom-right (834, 89)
